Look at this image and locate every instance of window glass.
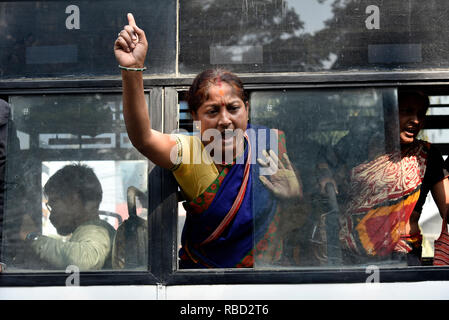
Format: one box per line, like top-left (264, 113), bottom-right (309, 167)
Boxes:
top-left (250, 88), bottom-right (411, 268)
top-left (175, 87), bottom-right (432, 270)
top-left (419, 95), bottom-right (449, 260)
top-left (179, 0), bottom-right (449, 74)
top-left (1, 94), bottom-right (148, 272)
top-left (0, 0), bottom-right (176, 79)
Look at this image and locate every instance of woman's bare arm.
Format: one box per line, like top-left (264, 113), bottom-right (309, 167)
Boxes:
top-left (431, 178), bottom-right (449, 220)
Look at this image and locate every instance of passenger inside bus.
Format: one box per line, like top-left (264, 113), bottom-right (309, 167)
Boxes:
top-left (275, 122), bottom-right (339, 266)
top-left (333, 90), bottom-right (449, 265)
top-left (114, 13), bottom-right (306, 268)
top-left (19, 164), bottom-right (116, 270)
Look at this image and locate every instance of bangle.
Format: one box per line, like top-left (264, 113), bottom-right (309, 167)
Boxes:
top-left (119, 65), bottom-right (147, 72)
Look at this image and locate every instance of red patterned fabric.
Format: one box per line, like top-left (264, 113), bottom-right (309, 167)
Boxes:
top-left (340, 140), bottom-right (429, 256)
top-left (434, 218), bottom-right (449, 266)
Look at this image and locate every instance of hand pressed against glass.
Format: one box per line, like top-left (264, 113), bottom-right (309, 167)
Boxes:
top-left (258, 150), bottom-right (303, 200)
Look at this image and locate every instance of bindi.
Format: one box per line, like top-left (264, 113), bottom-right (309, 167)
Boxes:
top-left (214, 77), bottom-right (225, 104)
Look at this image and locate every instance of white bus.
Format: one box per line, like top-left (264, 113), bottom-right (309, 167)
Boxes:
top-left (0, 0), bottom-right (449, 303)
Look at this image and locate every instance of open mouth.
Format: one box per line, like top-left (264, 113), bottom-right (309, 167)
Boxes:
top-left (404, 126), bottom-right (418, 137)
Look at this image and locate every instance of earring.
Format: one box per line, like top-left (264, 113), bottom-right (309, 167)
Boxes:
top-left (193, 121), bottom-right (201, 131)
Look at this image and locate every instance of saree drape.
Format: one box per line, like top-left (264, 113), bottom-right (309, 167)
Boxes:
top-left (339, 140), bottom-right (429, 257)
top-left (179, 125), bottom-right (286, 268)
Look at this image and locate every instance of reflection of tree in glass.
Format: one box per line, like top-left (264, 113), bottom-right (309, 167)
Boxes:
top-left (180, 0), bottom-right (449, 73)
top-left (0, 1), bottom-right (175, 78)
top-left (15, 95), bottom-right (114, 137)
top-left (181, 0), bottom-right (320, 73)
top-left (313, 0), bottom-right (449, 70)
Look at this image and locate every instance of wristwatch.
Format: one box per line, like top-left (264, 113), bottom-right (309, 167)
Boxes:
top-left (25, 232), bottom-right (40, 242)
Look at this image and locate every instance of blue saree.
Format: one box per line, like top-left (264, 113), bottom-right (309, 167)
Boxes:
top-left (178, 124), bottom-right (284, 268)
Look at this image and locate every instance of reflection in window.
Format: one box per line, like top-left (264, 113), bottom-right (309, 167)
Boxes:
top-left (176, 88), bottom-right (432, 270)
top-left (176, 87), bottom-right (449, 270)
top-left (419, 95), bottom-right (449, 260)
top-left (180, 0), bottom-right (449, 74)
top-left (1, 94), bottom-right (148, 272)
top-left (250, 88), bottom-right (410, 268)
top-left (0, 0), bottom-right (176, 78)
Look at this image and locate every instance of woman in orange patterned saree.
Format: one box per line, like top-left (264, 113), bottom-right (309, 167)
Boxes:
top-left (338, 90), bottom-right (449, 265)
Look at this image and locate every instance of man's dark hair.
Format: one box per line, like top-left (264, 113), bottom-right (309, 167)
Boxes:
top-left (44, 164), bottom-right (102, 208)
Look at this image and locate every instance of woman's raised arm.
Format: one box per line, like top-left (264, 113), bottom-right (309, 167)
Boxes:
top-left (114, 13), bottom-right (176, 169)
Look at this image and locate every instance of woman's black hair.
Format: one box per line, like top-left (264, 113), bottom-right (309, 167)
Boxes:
top-left (186, 68), bottom-right (248, 113)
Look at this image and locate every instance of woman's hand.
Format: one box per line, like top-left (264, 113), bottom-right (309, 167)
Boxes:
top-left (258, 150), bottom-right (303, 200)
top-left (114, 13), bottom-right (148, 68)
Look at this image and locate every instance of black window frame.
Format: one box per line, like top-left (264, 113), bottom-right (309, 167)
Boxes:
top-left (160, 74), bottom-right (449, 286)
top-left (0, 71), bottom-right (449, 287)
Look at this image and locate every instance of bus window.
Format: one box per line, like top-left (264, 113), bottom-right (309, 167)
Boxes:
top-left (418, 95), bottom-right (449, 263)
top-left (175, 87), bottom-right (424, 269)
top-left (1, 94), bottom-right (148, 272)
top-left (180, 0), bottom-right (449, 74)
top-left (249, 87), bottom-right (409, 268)
top-left (0, 0), bottom-right (176, 79)
top-left (2, 0), bottom-right (449, 288)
